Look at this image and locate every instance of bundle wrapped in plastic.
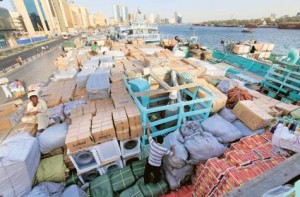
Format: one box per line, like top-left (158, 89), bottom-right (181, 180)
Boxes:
top-left (76, 68), bottom-right (96, 88)
top-left (53, 68), bottom-right (78, 81)
top-left (86, 69), bottom-right (110, 100)
top-left (27, 83), bottom-right (46, 93)
top-left (105, 50), bottom-right (125, 60)
top-left (37, 123), bottom-right (68, 154)
top-left (82, 59), bottom-right (100, 70)
top-left (63, 99), bottom-right (86, 115)
top-left (217, 80), bottom-right (235, 94)
top-left (272, 124), bottom-right (300, 153)
top-left (184, 130), bottom-right (226, 164)
top-left (49, 104), bottom-right (65, 124)
top-left (26, 182), bottom-right (65, 197)
top-left (201, 114), bottom-right (242, 143)
top-left (62, 185), bottom-right (87, 197)
top-left (0, 133), bottom-right (41, 197)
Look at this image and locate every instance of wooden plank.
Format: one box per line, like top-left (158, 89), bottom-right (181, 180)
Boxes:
top-left (225, 154), bottom-right (300, 197)
top-left (149, 71), bottom-right (170, 90)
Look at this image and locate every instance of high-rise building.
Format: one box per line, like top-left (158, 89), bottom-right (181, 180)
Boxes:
top-left (69, 4), bottom-right (89, 28)
top-left (49, 0), bottom-right (74, 32)
top-left (296, 12), bottom-right (300, 18)
top-left (113, 5), bottom-right (128, 23)
top-left (13, 0), bottom-right (61, 36)
top-left (0, 7), bottom-right (16, 47)
top-left (121, 6), bottom-right (128, 22)
top-left (155, 13), bottom-right (160, 24)
top-left (177, 14), bottom-right (183, 24)
top-left (10, 11), bottom-right (26, 32)
top-left (148, 13), bottom-right (155, 24)
top-left (129, 13), bottom-right (137, 22)
top-left (174, 11), bottom-right (178, 24)
top-left (113, 5), bottom-right (121, 22)
top-left (94, 13), bottom-right (106, 26)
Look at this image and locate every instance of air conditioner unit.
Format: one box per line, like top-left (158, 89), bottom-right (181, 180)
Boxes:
top-left (78, 168), bottom-right (102, 184)
top-left (120, 137), bottom-right (141, 158)
top-left (99, 159), bottom-right (123, 175)
top-left (68, 148), bottom-right (99, 171)
top-left (93, 138), bottom-right (121, 165)
top-left (122, 153), bottom-right (142, 166)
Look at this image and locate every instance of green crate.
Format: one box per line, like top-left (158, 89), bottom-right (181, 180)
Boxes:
top-left (267, 90), bottom-right (277, 98)
top-left (281, 97), bottom-right (293, 104)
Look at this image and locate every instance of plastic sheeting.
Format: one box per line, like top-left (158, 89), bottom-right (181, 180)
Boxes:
top-left (272, 124), bottom-right (300, 153)
top-left (63, 99), bottom-right (86, 115)
top-left (104, 51), bottom-right (125, 59)
top-left (26, 182), bottom-right (65, 197)
top-left (53, 68), bottom-right (78, 81)
top-left (48, 104), bottom-right (65, 124)
top-left (0, 133), bottom-right (40, 197)
top-left (184, 131), bottom-right (226, 164)
top-left (76, 68), bottom-right (96, 88)
top-left (201, 114), bottom-right (242, 143)
top-left (38, 123), bottom-right (68, 154)
top-left (62, 185), bottom-right (87, 197)
top-left (218, 107), bottom-right (237, 123)
top-left (217, 80), bottom-right (235, 94)
top-left (86, 69), bottom-right (110, 100)
top-left (233, 120), bottom-right (265, 137)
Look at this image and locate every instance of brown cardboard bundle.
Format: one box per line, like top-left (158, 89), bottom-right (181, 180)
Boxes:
top-left (75, 88), bottom-right (86, 97)
top-left (125, 105), bottom-right (141, 127)
top-left (116, 129), bottom-right (130, 140)
top-left (93, 111), bottom-right (113, 123)
top-left (46, 96), bottom-right (62, 108)
top-left (66, 128), bottom-right (94, 152)
top-left (70, 106), bottom-right (83, 119)
top-left (275, 102), bottom-right (299, 116)
top-left (92, 120), bottom-right (116, 143)
top-left (11, 122), bottom-right (37, 136)
top-left (130, 123), bottom-right (143, 138)
top-left (83, 105), bottom-right (96, 116)
top-left (0, 128), bottom-right (11, 143)
top-left (0, 104), bottom-right (18, 117)
top-left (113, 109), bottom-right (129, 131)
top-left (233, 101), bottom-right (273, 130)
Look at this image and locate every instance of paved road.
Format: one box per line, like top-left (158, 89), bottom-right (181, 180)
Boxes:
top-left (0, 48), bottom-right (61, 104)
top-left (0, 38), bottom-right (64, 71)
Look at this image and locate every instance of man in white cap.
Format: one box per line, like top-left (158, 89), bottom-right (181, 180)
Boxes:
top-left (21, 91), bottom-right (49, 132)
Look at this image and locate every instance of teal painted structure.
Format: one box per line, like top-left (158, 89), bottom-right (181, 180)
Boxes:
top-left (124, 72), bottom-right (213, 146)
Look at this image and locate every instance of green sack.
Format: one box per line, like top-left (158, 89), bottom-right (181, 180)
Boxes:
top-left (136, 178), bottom-right (169, 197)
top-left (90, 174), bottom-right (113, 197)
top-left (65, 170), bottom-right (82, 187)
top-left (291, 108), bottom-right (300, 120)
top-left (131, 159), bottom-right (146, 179)
top-left (120, 185), bottom-right (145, 197)
top-left (110, 166), bottom-right (136, 192)
top-left (34, 154), bottom-right (67, 185)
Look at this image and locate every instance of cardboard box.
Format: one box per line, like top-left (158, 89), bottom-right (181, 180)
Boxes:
top-left (116, 129), bottom-right (130, 140)
top-left (206, 158), bottom-right (234, 179)
top-left (202, 167), bottom-right (219, 188)
top-left (113, 109), bottom-right (129, 131)
top-left (0, 118), bottom-right (13, 130)
top-left (92, 120), bottom-right (116, 144)
top-left (66, 129), bottom-right (94, 152)
top-left (226, 150), bottom-right (251, 166)
top-left (125, 105), bottom-right (141, 126)
top-left (233, 101), bottom-right (273, 130)
top-left (224, 167), bottom-right (246, 188)
top-left (261, 131), bottom-right (273, 142)
top-left (0, 105), bottom-right (17, 117)
top-left (130, 123), bottom-right (143, 138)
top-left (93, 111), bottom-right (113, 123)
top-left (83, 106), bottom-right (96, 116)
top-left (12, 122), bottom-right (37, 136)
top-left (46, 96), bottom-right (62, 108)
top-left (275, 102), bottom-right (299, 116)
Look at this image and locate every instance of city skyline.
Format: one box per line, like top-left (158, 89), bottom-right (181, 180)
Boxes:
top-left (1, 0), bottom-right (300, 22)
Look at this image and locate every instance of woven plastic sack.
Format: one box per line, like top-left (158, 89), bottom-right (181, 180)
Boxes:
top-left (120, 185), bottom-right (144, 197)
top-left (201, 114), bottom-right (242, 143)
top-left (48, 104), bottom-right (65, 124)
top-left (184, 131), bottom-right (226, 164)
top-left (34, 154), bottom-right (67, 185)
top-left (233, 120), bottom-right (265, 137)
top-left (62, 185), bottom-right (87, 197)
top-left (163, 164), bottom-right (193, 190)
top-left (272, 124), bottom-right (300, 153)
top-left (179, 121), bottom-right (203, 139)
top-left (110, 166), bottom-right (135, 192)
top-left (37, 123), bottom-right (68, 154)
top-left (163, 130), bottom-right (188, 162)
top-left (136, 178), bottom-right (169, 197)
top-left (63, 99), bottom-right (86, 115)
top-left (90, 174), bottom-right (113, 197)
top-left (218, 107), bottom-right (237, 123)
top-left (131, 159), bottom-right (146, 179)
top-left (26, 182), bottom-right (65, 197)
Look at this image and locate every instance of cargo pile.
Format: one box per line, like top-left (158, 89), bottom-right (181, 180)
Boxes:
top-left (0, 33), bottom-right (299, 197)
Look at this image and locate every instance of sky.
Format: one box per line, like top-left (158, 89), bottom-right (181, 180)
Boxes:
top-left (1, 0), bottom-right (299, 22)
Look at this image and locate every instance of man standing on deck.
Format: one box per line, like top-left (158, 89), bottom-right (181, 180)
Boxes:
top-left (21, 92), bottom-right (49, 133)
top-left (144, 125), bottom-right (175, 184)
top-left (104, 36), bottom-right (113, 50)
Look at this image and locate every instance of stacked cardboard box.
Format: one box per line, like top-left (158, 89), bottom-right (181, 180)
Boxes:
top-left (125, 105), bottom-right (142, 138)
top-left (111, 92), bottom-right (134, 109)
top-left (83, 103), bottom-right (96, 116)
top-left (10, 122), bottom-right (38, 137)
top-left (74, 88), bottom-right (86, 100)
top-left (193, 134), bottom-right (289, 197)
top-left (70, 106), bottom-right (83, 119)
top-left (233, 101), bottom-right (273, 130)
top-left (92, 119), bottom-right (116, 144)
top-left (113, 109), bottom-right (130, 140)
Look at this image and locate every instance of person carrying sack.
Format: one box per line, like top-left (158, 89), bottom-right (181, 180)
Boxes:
top-left (144, 124), bottom-right (175, 184)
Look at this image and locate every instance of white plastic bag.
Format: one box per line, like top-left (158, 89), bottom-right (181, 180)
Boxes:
top-left (272, 124), bottom-right (300, 153)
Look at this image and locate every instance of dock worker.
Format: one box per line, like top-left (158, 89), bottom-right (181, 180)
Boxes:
top-left (104, 35), bottom-right (113, 50)
top-left (21, 91), bottom-right (49, 133)
top-left (90, 41), bottom-right (98, 55)
top-left (144, 125), bottom-right (175, 184)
